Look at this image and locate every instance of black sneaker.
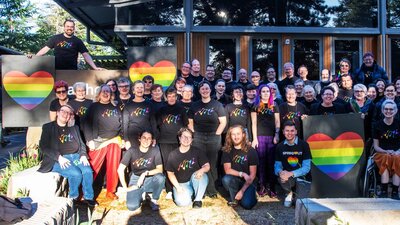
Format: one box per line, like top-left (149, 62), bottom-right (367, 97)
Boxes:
top-left (379, 191), bottom-right (388, 198)
top-left (83, 199), bottom-right (99, 207)
top-left (192, 201), bottom-right (202, 209)
top-left (227, 200), bottom-right (238, 207)
top-left (208, 194), bottom-right (218, 199)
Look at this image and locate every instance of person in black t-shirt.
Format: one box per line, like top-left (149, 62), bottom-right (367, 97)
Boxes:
top-left (180, 85), bottom-right (193, 113)
top-left (115, 77), bottom-right (133, 111)
top-left (49, 80), bottom-right (72, 121)
top-left (157, 88), bottom-right (189, 198)
top-left (275, 121), bottom-right (311, 207)
top-left (39, 105), bottom-right (97, 207)
top-left (300, 85), bottom-right (319, 111)
top-left (188, 81), bottom-right (227, 198)
top-left (35, 19), bottom-right (103, 70)
top-left (166, 128), bottom-right (210, 208)
top-left (222, 125), bottom-right (258, 209)
top-left (213, 79), bottom-right (230, 107)
top-left (84, 84), bottom-right (122, 200)
top-left (150, 84), bottom-right (166, 112)
top-left (143, 75), bottom-right (154, 101)
top-left (310, 86), bottom-right (347, 115)
top-left (117, 130), bottom-right (165, 211)
top-left (372, 100), bottom-right (400, 199)
top-left (68, 82), bottom-right (92, 133)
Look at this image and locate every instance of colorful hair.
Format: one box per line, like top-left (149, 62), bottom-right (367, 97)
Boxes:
top-left (54, 80), bottom-right (68, 92)
top-left (254, 84), bottom-right (274, 112)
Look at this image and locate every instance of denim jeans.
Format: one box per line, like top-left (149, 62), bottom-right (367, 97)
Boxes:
top-left (126, 173), bottom-right (165, 211)
top-left (192, 132), bottom-right (221, 196)
top-left (173, 173), bottom-right (208, 207)
top-left (52, 153), bottom-right (94, 200)
top-left (222, 175), bottom-right (257, 210)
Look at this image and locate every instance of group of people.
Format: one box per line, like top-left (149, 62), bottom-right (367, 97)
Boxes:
top-left (33, 19), bottom-right (400, 213)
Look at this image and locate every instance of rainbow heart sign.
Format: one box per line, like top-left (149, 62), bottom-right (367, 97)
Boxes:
top-left (3, 71), bottom-right (54, 110)
top-left (307, 132), bottom-right (364, 181)
top-left (129, 60), bottom-right (176, 87)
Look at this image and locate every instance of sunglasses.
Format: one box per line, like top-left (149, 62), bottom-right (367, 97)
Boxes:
top-left (56, 90), bottom-right (67, 94)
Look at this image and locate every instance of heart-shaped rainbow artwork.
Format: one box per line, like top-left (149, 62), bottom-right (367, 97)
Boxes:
top-left (129, 60), bottom-right (176, 87)
top-left (3, 71), bottom-right (54, 110)
top-left (307, 132), bottom-right (364, 181)
top-left (287, 156), bottom-right (299, 167)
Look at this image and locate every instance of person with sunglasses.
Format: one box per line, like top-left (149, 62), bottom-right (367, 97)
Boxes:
top-left (142, 75), bottom-right (154, 101)
top-left (38, 104), bottom-right (97, 207)
top-left (49, 80), bottom-right (72, 121)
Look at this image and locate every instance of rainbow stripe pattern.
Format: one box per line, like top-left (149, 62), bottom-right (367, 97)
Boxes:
top-left (3, 71), bottom-right (54, 110)
top-left (287, 156), bottom-right (299, 167)
top-left (129, 60), bottom-right (176, 88)
top-left (307, 132), bottom-right (364, 181)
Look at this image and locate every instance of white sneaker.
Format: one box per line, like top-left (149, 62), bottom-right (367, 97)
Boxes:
top-left (149, 199), bottom-right (160, 211)
top-left (165, 192), bottom-right (173, 200)
top-left (284, 192), bottom-right (293, 208)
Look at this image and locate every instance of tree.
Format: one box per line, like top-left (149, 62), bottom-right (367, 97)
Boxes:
top-left (333, 0), bottom-right (378, 28)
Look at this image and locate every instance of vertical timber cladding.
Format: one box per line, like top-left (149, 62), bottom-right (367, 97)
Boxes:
top-left (191, 33), bottom-right (206, 75)
top-left (176, 33), bottom-right (186, 71)
top-left (323, 36), bottom-right (333, 74)
top-left (240, 36), bottom-right (250, 73)
top-left (363, 36), bottom-right (378, 63)
top-left (281, 34), bottom-right (292, 80)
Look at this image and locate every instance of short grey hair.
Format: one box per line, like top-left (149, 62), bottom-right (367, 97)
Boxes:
top-left (73, 82), bottom-right (86, 91)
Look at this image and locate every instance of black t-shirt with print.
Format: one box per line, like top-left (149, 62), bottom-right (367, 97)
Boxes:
top-left (46, 34), bottom-right (88, 70)
top-left (123, 100), bottom-right (156, 142)
top-left (188, 99), bottom-right (226, 133)
top-left (68, 99), bottom-right (92, 127)
top-left (221, 147), bottom-right (258, 175)
top-left (275, 139), bottom-right (312, 172)
top-left (120, 146), bottom-right (162, 176)
top-left (225, 103), bottom-right (251, 130)
top-left (251, 103), bottom-right (279, 136)
top-left (56, 125), bottom-right (79, 155)
top-left (156, 104), bottom-right (189, 143)
top-left (278, 102), bottom-right (309, 137)
top-left (373, 119), bottom-right (400, 150)
top-left (115, 95), bottom-right (134, 111)
top-left (49, 96), bottom-right (74, 112)
top-left (85, 102), bottom-right (121, 141)
top-left (179, 101), bottom-right (192, 114)
top-left (166, 147), bottom-right (209, 183)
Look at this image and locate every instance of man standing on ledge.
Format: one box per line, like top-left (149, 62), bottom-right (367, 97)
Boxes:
top-left (36, 19), bottom-right (104, 70)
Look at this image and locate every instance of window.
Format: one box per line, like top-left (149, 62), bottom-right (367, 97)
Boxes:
top-left (293, 39), bottom-right (321, 80)
top-left (127, 37), bottom-right (175, 47)
top-left (116, 1), bottom-right (183, 26)
top-left (391, 39), bottom-right (400, 80)
top-left (387, 0), bottom-right (400, 28)
top-left (252, 39), bottom-right (279, 76)
top-left (193, 0), bottom-right (377, 28)
top-left (334, 39), bottom-right (361, 75)
top-left (208, 38), bottom-right (237, 79)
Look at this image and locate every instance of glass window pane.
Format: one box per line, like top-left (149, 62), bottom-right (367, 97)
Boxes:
top-left (116, 1), bottom-right (183, 26)
top-left (127, 37), bottom-right (175, 47)
top-left (293, 40), bottom-right (320, 80)
top-left (252, 39), bottom-right (279, 78)
top-left (209, 39), bottom-right (237, 79)
top-left (391, 39), bottom-right (400, 80)
top-left (193, 0), bottom-right (377, 28)
top-left (387, 0), bottom-right (400, 28)
top-left (334, 40), bottom-right (360, 75)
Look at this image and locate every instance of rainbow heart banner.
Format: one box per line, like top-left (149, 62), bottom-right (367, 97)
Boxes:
top-left (307, 132), bottom-right (364, 180)
top-left (129, 60), bottom-right (176, 87)
top-left (3, 71), bottom-right (54, 110)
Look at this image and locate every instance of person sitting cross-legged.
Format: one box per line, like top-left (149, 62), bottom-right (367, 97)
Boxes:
top-left (222, 125), bottom-right (258, 209)
top-left (274, 121), bottom-right (312, 207)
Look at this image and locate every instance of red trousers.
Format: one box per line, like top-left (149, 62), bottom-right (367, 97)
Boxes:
top-left (88, 143), bottom-right (121, 193)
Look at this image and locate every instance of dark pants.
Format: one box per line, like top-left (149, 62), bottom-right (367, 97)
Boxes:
top-left (257, 136), bottom-right (276, 191)
top-left (278, 176), bottom-right (296, 194)
top-left (192, 132), bottom-right (221, 196)
top-left (159, 143), bottom-right (179, 193)
top-left (222, 175), bottom-right (257, 210)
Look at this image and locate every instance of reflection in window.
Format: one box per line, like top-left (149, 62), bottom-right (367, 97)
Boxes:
top-left (116, 1), bottom-right (183, 26)
top-left (252, 39), bottom-right (279, 78)
top-left (334, 40), bottom-right (360, 75)
top-left (209, 39), bottom-right (237, 79)
top-left (293, 40), bottom-right (320, 80)
top-left (127, 37), bottom-right (175, 47)
top-left (387, 0), bottom-right (400, 28)
top-left (193, 0), bottom-right (377, 28)
top-left (391, 39), bottom-right (400, 80)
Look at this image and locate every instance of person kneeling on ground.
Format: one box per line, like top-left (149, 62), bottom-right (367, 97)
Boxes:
top-left (117, 130), bottom-right (165, 211)
top-left (38, 105), bottom-right (97, 207)
top-left (274, 121), bottom-right (311, 207)
top-left (166, 128), bottom-right (210, 208)
top-left (222, 125), bottom-right (258, 209)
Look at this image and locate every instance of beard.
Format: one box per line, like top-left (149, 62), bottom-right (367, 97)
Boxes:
top-left (64, 30), bottom-right (74, 36)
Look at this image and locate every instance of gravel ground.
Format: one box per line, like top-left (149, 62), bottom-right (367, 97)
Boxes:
top-left (82, 188), bottom-right (295, 225)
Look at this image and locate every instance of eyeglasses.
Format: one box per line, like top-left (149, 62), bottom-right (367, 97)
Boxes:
top-left (180, 135), bottom-right (192, 140)
top-left (144, 81), bottom-right (153, 84)
top-left (354, 90), bottom-right (364, 93)
top-left (386, 89), bottom-right (395, 93)
top-left (340, 64), bottom-right (349, 67)
top-left (323, 93), bottom-right (334, 96)
top-left (384, 108), bottom-right (394, 111)
top-left (59, 109), bottom-right (73, 115)
top-left (118, 85), bottom-right (129, 88)
top-left (55, 90), bottom-right (67, 94)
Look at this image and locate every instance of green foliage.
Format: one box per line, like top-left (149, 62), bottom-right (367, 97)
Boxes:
top-left (0, 148), bottom-right (41, 195)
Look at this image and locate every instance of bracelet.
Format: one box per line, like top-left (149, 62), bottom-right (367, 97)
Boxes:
top-left (239, 171), bottom-right (243, 178)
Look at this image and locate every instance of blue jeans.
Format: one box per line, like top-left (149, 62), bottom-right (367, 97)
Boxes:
top-left (173, 173), bottom-right (208, 207)
top-left (192, 132), bottom-right (221, 195)
top-left (222, 175), bottom-right (257, 210)
top-left (52, 153), bottom-right (94, 200)
top-left (126, 173), bottom-right (165, 211)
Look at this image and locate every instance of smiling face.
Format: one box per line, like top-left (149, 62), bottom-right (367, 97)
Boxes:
top-left (260, 86), bottom-right (271, 101)
top-left (181, 63), bottom-right (191, 77)
top-left (179, 130), bottom-right (193, 147)
top-left (139, 132), bottom-right (153, 149)
top-left (55, 87), bottom-right (68, 101)
top-left (166, 92), bottom-right (177, 105)
top-left (57, 106), bottom-right (73, 124)
top-left (341, 75), bottom-right (353, 90)
top-left (151, 86), bottom-right (163, 101)
top-left (304, 88), bottom-right (315, 101)
top-left (238, 69), bottom-right (247, 81)
top-left (99, 86), bottom-right (111, 103)
top-left (191, 60), bottom-right (200, 73)
top-left (205, 66), bottom-right (215, 80)
top-left (363, 56), bottom-right (374, 67)
top-left (283, 125), bottom-right (297, 142)
top-left (63, 21), bottom-right (75, 37)
top-left (215, 81), bottom-right (226, 94)
top-left (382, 102), bottom-right (398, 119)
top-left (133, 82), bottom-right (145, 97)
top-left (384, 85), bottom-right (396, 100)
top-left (321, 89), bottom-right (334, 105)
top-left (232, 88), bottom-right (244, 101)
top-left (74, 86), bottom-right (86, 100)
top-left (298, 66), bottom-right (308, 80)
top-left (267, 68), bottom-right (276, 80)
top-left (367, 87), bottom-right (377, 100)
top-left (199, 83), bottom-right (211, 99)
top-left (246, 89), bottom-right (256, 100)
top-left (339, 61), bottom-right (350, 74)
top-left (286, 88), bottom-right (296, 103)
top-left (376, 81), bottom-right (385, 93)
top-left (353, 87), bottom-right (366, 101)
top-left (321, 69), bottom-right (330, 81)
top-left (107, 81), bottom-right (117, 92)
top-left (284, 65), bottom-right (294, 78)
top-left (230, 126), bottom-right (245, 146)
top-left (182, 86), bottom-right (193, 101)
top-left (251, 71), bottom-right (261, 84)
top-left (222, 70), bottom-right (232, 81)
